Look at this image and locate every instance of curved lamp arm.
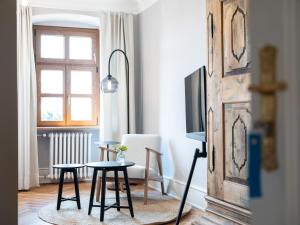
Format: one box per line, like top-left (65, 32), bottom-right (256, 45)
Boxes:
top-left (108, 49), bottom-right (129, 76)
top-left (107, 49), bottom-right (130, 134)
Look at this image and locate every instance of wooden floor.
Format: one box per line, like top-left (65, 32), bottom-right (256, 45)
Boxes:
top-left (18, 182), bottom-right (204, 225)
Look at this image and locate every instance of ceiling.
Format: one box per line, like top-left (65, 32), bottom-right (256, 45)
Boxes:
top-left (28, 0), bottom-right (159, 14)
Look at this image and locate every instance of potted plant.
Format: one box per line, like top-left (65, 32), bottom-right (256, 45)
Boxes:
top-left (116, 145), bottom-right (128, 162)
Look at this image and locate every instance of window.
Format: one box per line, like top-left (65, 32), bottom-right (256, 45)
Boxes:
top-left (34, 26), bottom-right (99, 127)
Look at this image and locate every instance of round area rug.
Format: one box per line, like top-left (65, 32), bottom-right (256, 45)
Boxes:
top-left (39, 192), bottom-right (192, 225)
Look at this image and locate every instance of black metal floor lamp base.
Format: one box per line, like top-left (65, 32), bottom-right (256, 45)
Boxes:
top-left (175, 144), bottom-right (207, 225)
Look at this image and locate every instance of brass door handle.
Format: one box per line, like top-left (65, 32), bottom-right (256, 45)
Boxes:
top-left (249, 45), bottom-right (287, 171)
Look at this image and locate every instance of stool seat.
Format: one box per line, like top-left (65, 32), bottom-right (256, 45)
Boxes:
top-left (53, 164), bottom-right (84, 210)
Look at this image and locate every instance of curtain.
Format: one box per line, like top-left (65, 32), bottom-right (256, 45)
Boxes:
top-left (99, 12), bottom-right (136, 142)
top-left (17, 5), bottom-right (39, 190)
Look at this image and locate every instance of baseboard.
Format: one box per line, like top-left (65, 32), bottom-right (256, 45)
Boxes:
top-left (39, 168), bottom-right (50, 184)
top-left (38, 168), bottom-right (91, 184)
top-left (205, 196), bottom-right (251, 225)
top-left (149, 176), bottom-right (207, 211)
top-left (39, 167), bottom-right (49, 177)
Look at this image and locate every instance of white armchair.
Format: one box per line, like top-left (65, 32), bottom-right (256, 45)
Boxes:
top-left (95, 134), bottom-right (165, 204)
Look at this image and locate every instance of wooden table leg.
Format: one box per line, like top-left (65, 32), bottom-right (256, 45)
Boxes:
top-left (100, 170), bottom-right (107, 222)
top-left (73, 169), bottom-right (81, 209)
top-left (57, 169), bottom-right (65, 210)
top-left (123, 168), bottom-right (134, 217)
top-left (88, 169), bottom-right (98, 215)
top-left (96, 179), bottom-right (101, 202)
top-left (114, 170), bottom-right (120, 211)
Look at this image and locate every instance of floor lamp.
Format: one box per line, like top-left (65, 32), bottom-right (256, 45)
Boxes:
top-left (100, 49), bottom-right (130, 134)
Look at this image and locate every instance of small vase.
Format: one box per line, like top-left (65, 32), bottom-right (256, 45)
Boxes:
top-left (116, 151), bottom-right (125, 163)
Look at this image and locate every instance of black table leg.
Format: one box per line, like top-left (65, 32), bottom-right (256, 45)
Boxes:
top-left (100, 170), bottom-right (107, 222)
top-left (73, 169), bottom-right (81, 209)
top-left (57, 169), bottom-right (65, 210)
top-left (88, 169), bottom-right (98, 215)
top-left (114, 170), bottom-right (120, 211)
top-left (123, 168), bottom-right (134, 217)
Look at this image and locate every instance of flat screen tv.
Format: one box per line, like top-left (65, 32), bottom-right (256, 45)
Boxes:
top-left (185, 66), bottom-right (207, 142)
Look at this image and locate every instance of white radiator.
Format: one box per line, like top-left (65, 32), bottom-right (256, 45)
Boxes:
top-left (48, 132), bottom-right (93, 179)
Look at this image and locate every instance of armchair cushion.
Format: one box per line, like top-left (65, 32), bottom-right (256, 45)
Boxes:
top-left (97, 134), bottom-right (161, 180)
top-left (121, 134), bottom-right (161, 172)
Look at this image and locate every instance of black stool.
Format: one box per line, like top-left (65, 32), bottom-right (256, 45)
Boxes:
top-left (86, 161), bottom-right (135, 222)
top-left (53, 164), bottom-right (85, 210)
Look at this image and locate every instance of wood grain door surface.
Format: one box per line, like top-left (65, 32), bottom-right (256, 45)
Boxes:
top-left (207, 0), bottom-right (251, 210)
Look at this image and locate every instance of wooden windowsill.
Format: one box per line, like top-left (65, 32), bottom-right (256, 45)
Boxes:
top-left (37, 126), bottom-right (99, 130)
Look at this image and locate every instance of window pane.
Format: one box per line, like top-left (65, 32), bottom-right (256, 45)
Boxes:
top-left (41, 35), bottom-right (65, 59)
top-left (71, 70), bottom-right (92, 94)
top-left (41, 97), bottom-right (63, 121)
top-left (69, 36), bottom-right (92, 60)
top-left (41, 70), bottom-right (64, 94)
top-left (71, 97), bottom-right (92, 121)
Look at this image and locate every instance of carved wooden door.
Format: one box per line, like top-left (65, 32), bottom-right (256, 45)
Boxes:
top-left (206, 0), bottom-right (251, 222)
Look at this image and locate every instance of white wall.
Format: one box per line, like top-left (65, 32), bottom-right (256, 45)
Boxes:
top-left (138, 0), bottom-right (207, 209)
top-left (32, 7), bottom-right (100, 28)
top-left (29, 0), bottom-right (160, 14)
top-left (29, 0), bottom-right (141, 14)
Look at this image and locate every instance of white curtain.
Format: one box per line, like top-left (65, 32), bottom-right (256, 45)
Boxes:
top-left (17, 5), bottom-right (39, 190)
top-left (100, 12), bottom-right (136, 142)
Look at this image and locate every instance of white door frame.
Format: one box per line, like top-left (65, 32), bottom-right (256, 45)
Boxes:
top-left (283, 0), bottom-right (300, 224)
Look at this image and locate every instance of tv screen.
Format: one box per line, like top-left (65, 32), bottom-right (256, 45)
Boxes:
top-left (185, 66), bottom-right (207, 142)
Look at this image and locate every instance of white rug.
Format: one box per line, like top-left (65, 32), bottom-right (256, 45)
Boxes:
top-left (39, 192), bottom-right (192, 225)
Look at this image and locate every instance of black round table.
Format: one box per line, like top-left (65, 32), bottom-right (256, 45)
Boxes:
top-left (86, 161), bottom-right (135, 222)
top-left (53, 164), bottom-right (85, 210)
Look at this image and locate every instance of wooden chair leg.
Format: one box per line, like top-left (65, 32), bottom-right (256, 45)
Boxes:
top-left (96, 177), bottom-right (102, 202)
top-left (144, 178), bottom-right (149, 205)
top-left (120, 182), bottom-right (124, 192)
top-left (144, 150), bottom-right (150, 205)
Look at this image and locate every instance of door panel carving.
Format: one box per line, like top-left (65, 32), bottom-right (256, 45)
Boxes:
top-left (224, 103), bottom-right (251, 185)
top-left (207, 12), bottom-right (214, 77)
top-left (208, 107), bottom-right (215, 173)
top-left (223, 0), bottom-right (250, 76)
top-left (231, 7), bottom-right (246, 62)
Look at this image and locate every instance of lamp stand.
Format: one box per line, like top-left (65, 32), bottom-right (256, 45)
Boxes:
top-left (107, 49), bottom-right (130, 134)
